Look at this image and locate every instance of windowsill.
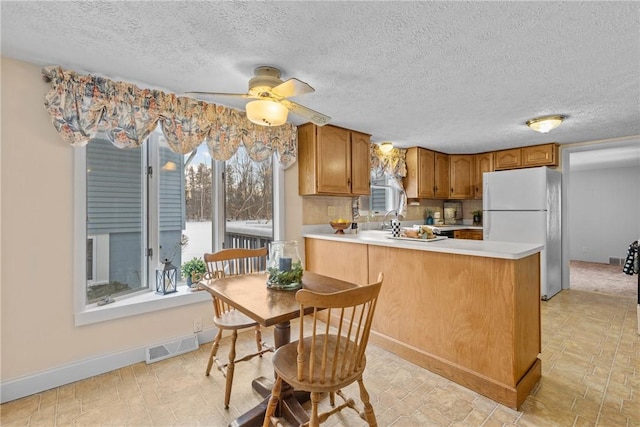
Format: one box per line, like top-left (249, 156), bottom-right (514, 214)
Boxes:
top-left (75, 285), bottom-right (210, 326)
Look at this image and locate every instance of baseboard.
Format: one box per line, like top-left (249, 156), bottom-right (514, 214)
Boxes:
top-left (0, 329), bottom-right (216, 404)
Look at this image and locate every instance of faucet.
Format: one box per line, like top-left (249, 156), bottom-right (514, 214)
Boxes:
top-left (381, 210), bottom-right (398, 230)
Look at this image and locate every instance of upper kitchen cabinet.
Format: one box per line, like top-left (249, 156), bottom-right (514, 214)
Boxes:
top-left (449, 154), bottom-right (474, 199)
top-left (404, 147), bottom-right (449, 199)
top-left (298, 123), bottom-right (371, 196)
top-left (473, 152), bottom-right (494, 199)
top-left (522, 143), bottom-right (559, 167)
top-left (434, 152), bottom-right (450, 199)
top-left (494, 148), bottom-right (522, 170)
top-left (494, 143), bottom-right (559, 170)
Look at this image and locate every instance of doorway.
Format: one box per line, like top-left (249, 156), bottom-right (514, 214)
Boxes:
top-left (563, 137), bottom-right (640, 299)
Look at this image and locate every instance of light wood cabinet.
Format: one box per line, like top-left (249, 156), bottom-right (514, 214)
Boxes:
top-left (473, 152), bottom-right (494, 199)
top-left (494, 143), bottom-right (559, 170)
top-left (494, 148), bottom-right (522, 170)
top-left (349, 131), bottom-right (372, 195)
top-left (404, 147), bottom-right (449, 199)
top-left (449, 155), bottom-right (474, 199)
top-left (298, 123), bottom-right (371, 196)
top-left (523, 143), bottom-right (558, 167)
top-left (404, 147), bottom-right (434, 198)
top-left (305, 237), bottom-right (542, 409)
top-left (434, 152), bottom-right (450, 199)
top-left (454, 229), bottom-right (483, 240)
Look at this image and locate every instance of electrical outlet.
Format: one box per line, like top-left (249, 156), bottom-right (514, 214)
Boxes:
top-left (328, 206), bottom-right (336, 217)
top-left (581, 246), bottom-right (588, 253)
top-left (193, 318), bottom-right (202, 333)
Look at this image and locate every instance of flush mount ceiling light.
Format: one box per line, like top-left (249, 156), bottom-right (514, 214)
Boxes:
top-left (378, 142), bottom-right (394, 153)
top-left (245, 99), bottom-right (288, 126)
top-left (526, 115), bottom-right (566, 133)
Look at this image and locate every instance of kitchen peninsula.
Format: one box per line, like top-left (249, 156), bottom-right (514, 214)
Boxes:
top-left (302, 232), bottom-right (543, 409)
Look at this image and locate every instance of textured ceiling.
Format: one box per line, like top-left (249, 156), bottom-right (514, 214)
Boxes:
top-left (1, 1), bottom-right (639, 165)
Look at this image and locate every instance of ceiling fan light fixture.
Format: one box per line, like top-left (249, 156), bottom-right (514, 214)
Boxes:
top-left (526, 115), bottom-right (566, 133)
top-left (379, 142), bottom-right (394, 153)
top-left (246, 100), bottom-right (288, 127)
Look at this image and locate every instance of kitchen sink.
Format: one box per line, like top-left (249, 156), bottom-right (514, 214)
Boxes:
top-left (356, 230), bottom-right (392, 241)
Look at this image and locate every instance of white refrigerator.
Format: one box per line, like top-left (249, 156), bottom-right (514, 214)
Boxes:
top-left (483, 166), bottom-right (562, 300)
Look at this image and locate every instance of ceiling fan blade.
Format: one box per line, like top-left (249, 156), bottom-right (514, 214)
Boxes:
top-left (280, 99), bottom-right (330, 126)
top-left (271, 78), bottom-right (315, 98)
top-left (186, 91), bottom-right (254, 99)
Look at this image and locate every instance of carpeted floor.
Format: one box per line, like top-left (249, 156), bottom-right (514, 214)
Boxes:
top-left (570, 260), bottom-right (638, 298)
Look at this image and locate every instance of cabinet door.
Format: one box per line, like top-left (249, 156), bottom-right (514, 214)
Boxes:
top-left (316, 126), bottom-right (351, 194)
top-left (494, 148), bottom-right (522, 170)
top-left (434, 152), bottom-right (450, 199)
top-left (350, 131), bottom-right (371, 195)
top-left (523, 143), bottom-right (558, 167)
top-left (404, 147), bottom-right (435, 198)
top-left (449, 154), bottom-right (474, 199)
top-left (418, 148), bottom-right (435, 197)
top-left (474, 152), bottom-right (494, 199)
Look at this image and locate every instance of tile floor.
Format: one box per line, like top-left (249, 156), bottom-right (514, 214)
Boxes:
top-left (1, 289), bottom-right (638, 426)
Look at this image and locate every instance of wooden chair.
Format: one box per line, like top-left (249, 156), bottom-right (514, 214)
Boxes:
top-left (263, 273), bottom-right (384, 427)
top-left (201, 247), bottom-right (274, 409)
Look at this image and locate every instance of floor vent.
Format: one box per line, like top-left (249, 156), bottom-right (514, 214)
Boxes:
top-left (609, 257), bottom-right (623, 265)
top-left (145, 335), bottom-right (199, 364)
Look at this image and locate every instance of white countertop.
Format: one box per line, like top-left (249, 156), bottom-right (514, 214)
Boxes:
top-left (303, 232), bottom-right (542, 260)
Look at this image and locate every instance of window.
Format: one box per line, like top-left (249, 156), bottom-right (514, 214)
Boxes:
top-left (367, 176), bottom-right (400, 214)
top-left (77, 125), bottom-right (283, 313)
top-left (223, 145), bottom-right (274, 249)
top-left (85, 136), bottom-right (147, 303)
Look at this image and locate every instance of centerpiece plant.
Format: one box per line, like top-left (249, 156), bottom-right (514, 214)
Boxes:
top-left (267, 260), bottom-right (304, 288)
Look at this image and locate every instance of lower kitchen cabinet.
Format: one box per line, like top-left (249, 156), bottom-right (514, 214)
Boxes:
top-left (454, 229), bottom-right (483, 240)
top-left (304, 236), bottom-right (542, 410)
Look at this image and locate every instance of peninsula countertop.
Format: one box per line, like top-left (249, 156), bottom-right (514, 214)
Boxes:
top-left (302, 231), bottom-right (542, 260)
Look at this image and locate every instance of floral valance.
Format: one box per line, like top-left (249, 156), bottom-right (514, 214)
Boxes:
top-left (41, 66), bottom-right (298, 168)
top-left (370, 144), bottom-right (408, 216)
top-left (370, 144), bottom-right (407, 179)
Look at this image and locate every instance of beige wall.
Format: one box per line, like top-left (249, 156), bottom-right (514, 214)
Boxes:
top-left (0, 58), bottom-right (215, 381)
top-left (0, 57), bottom-right (484, 389)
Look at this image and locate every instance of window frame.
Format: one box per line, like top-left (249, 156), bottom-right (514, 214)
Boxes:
top-left (74, 137), bottom-right (285, 326)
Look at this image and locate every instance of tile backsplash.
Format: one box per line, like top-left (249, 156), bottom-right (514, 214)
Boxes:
top-left (302, 196), bottom-right (483, 225)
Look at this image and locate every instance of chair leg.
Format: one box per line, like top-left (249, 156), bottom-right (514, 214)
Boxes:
top-left (309, 391), bottom-right (321, 427)
top-left (255, 325), bottom-right (263, 354)
top-left (357, 378), bottom-right (377, 427)
top-left (263, 376), bottom-right (282, 427)
top-left (223, 330), bottom-right (238, 409)
top-left (206, 328), bottom-right (223, 376)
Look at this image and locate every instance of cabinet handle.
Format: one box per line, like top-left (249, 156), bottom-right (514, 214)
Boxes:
top-left (451, 187), bottom-right (454, 193)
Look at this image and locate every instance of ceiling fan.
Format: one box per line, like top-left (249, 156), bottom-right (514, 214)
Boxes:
top-left (188, 66), bottom-right (331, 127)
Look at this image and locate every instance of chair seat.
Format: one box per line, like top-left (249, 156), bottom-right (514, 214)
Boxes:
top-left (272, 335), bottom-right (366, 394)
top-left (214, 309), bottom-right (260, 330)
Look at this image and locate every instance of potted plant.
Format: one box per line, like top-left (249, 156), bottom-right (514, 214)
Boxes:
top-left (472, 210), bottom-right (483, 225)
top-left (181, 257), bottom-right (207, 288)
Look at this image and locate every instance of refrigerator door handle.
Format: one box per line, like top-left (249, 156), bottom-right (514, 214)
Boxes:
top-left (484, 180), bottom-right (490, 211)
top-left (484, 213), bottom-right (490, 240)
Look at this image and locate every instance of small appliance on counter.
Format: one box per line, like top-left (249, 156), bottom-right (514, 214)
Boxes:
top-left (443, 202), bottom-right (462, 225)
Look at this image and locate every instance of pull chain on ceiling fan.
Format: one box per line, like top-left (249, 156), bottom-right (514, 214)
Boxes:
top-left (188, 66), bottom-right (331, 127)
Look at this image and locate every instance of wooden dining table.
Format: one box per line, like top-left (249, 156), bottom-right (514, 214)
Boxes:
top-left (198, 270), bottom-right (357, 427)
